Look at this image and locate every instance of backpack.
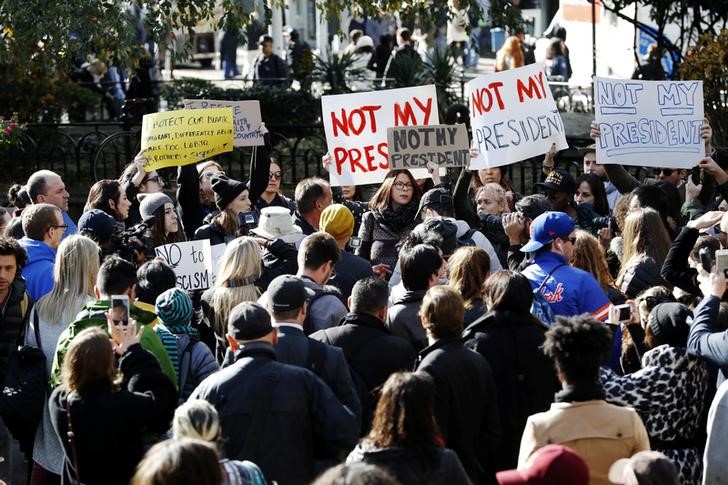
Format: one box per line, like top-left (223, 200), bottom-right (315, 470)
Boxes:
top-left (302, 286), bottom-right (345, 336)
top-left (457, 228), bottom-right (477, 247)
top-left (178, 335), bottom-right (201, 403)
top-left (530, 264), bottom-right (566, 327)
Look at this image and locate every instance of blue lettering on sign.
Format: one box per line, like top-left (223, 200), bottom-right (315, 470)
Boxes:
top-left (656, 82), bottom-right (698, 116)
top-left (597, 118), bottom-right (702, 155)
top-left (595, 80), bottom-right (644, 116)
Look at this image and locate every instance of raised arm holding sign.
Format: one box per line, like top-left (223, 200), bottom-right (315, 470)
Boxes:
top-left (468, 64), bottom-right (568, 170)
top-left (321, 85), bottom-right (440, 186)
top-left (141, 107), bottom-right (235, 171)
top-left (594, 78), bottom-right (704, 169)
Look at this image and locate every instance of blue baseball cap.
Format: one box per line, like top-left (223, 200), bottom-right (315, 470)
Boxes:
top-left (521, 211), bottom-right (575, 253)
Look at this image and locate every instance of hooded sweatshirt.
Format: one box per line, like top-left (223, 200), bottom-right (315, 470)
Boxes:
top-left (19, 237), bottom-right (56, 301)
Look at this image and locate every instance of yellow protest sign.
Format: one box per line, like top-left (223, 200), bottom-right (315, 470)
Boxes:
top-left (140, 107), bottom-right (235, 171)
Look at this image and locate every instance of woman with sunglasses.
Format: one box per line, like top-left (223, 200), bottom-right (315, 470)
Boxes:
top-left (119, 150), bottom-right (166, 228)
top-left (255, 159), bottom-right (296, 214)
top-left (176, 124), bottom-right (271, 238)
top-left (356, 169), bottom-right (422, 279)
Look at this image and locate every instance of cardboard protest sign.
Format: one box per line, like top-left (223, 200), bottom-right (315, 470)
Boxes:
top-left (387, 124), bottom-right (470, 170)
top-left (183, 99), bottom-right (263, 147)
top-left (594, 78), bottom-right (704, 168)
top-left (154, 240), bottom-right (213, 291)
top-left (141, 108), bottom-right (234, 171)
top-left (321, 85), bottom-right (439, 186)
top-left (468, 64), bottom-right (568, 169)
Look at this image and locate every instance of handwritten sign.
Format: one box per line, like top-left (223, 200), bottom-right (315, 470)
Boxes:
top-left (209, 243), bottom-right (227, 285)
top-left (141, 108), bottom-right (234, 171)
top-left (594, 78), bottom-right (704, 168)
top-left (468, 64), bottom-right (568, 169)
top-left (154, 240), bottom-right (213, 291)
top-left (321, 85), bottom-right (440, 185)
top-left (183, 99), bottom-right (263, 147)
top-left (387, 124), bottom-right (469, 169)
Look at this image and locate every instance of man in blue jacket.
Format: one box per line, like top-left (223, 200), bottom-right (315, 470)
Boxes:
top-left (19, 203), bottom-right (64, 300)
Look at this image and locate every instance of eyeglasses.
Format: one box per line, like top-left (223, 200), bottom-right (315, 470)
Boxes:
top-left (49, 224), bottom-right (69, 232)
top-left (200, 171), bottom-right (225, 180)
top-left (393, 182), bottom-right (414, 191)
top-left (269, 171), bottom-right (282, 180)
top-left (653, 168), bottom-right (674, 177)
top-left (145, 175), bottom-right (163, 185)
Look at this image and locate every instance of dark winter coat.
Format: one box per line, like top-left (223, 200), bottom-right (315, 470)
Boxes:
top-left (311, 312), bottom-right (416, 434)
top-left (0, 277), bottom-right (30, 384)
top-left (416, 337), bottom-right (501, 484)
top-left (462, 310), bottom-right (559, 471)
top-left (619, 256), bottom-right (665, 299)
top-left (189, 342), bottom-right (359, 485)
top-left (661, 226), bottom-right (701, 297)
top-left (49, 344), bottom-right (177, 485)
top-left (386, 290), bottom-right (427, 351)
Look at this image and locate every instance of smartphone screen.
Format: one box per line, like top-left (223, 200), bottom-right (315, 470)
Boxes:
top-left (617, 305), bottom-right (631, 322)
top-left (111, 295), bottom-right (130, 326)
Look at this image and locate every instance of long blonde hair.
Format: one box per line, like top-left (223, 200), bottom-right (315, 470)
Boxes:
top-left (617, 208), bottom-right (671, 285)
top-left (36, 235), bottom-right (99, 325)
top-left (211, 237), bottom-right (262, 337)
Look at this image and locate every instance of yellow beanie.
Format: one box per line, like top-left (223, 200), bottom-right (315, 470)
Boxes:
top-left (320, 204), bottom-right (355, 242)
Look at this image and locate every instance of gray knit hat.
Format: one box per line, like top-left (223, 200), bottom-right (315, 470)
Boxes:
top-left (138, 192), bottom-right (173, 223)
top-left (155, 288), bottom-right (193, 327)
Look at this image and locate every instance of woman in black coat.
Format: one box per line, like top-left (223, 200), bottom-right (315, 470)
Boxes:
top-left (463, 270), bottom-right (559, 472)
top-left (50, 323), bottom-right (177, 485)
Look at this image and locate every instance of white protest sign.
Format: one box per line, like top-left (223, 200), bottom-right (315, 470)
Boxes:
top-left (468, 64), bottom-right (568, 169)
top-left (594, 78), bottom-right (704, 168)
top-left (321, 85), bottom-right (440, 186)
top-left (209, 243), bottom-right (227, 285)
top-left (183, 99), bottom-right (263, 147)
top-left (154, 240), bottom-right (213, 291)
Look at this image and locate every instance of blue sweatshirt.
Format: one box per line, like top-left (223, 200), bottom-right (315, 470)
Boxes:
top-left (687, 295), bottom-right (728, 385)
top-left (19, 237), bottom-right (56, 301)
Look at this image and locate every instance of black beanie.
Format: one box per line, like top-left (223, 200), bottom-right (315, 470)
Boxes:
top-left (648, 302), bottom-right (692, 348)
top-left (211, 174), bottom-right (248, 211)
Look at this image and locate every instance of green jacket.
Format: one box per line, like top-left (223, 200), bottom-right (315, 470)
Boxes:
top-left (50, 300), bottom-right (177, 388)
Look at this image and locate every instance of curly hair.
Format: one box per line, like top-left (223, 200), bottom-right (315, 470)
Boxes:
top-left (542, 314), bottom-right (613, 383)
top-left (0, 236), bottom-right (28, 271)
top-left (570, 230), bottom-right (616, 291)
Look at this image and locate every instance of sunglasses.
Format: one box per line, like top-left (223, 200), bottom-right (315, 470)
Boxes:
top-left (200, 171), bottom-right (225, 180)
top-left (653, 168), bottom-right (674, 176)
top-left (269, 171), bottom-right (282, 180)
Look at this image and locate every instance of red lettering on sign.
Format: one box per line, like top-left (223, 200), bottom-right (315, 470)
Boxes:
top-left (330, 105), bottom-right (382, 136)
top-left (516, 71), bottom-right (546, 103)
top-left (394, 96), bottom-right (434, 126)
top-left (471, 82), bottom-right (505, 117)
top-left (377, 142), bottom-right (389, 169)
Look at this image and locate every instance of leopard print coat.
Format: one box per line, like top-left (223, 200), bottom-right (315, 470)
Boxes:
top-left (600, 345), bottom-right (708, 485)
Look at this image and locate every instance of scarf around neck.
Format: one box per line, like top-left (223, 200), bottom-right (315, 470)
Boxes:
top-left (374, 202), bottom-right (419, 235)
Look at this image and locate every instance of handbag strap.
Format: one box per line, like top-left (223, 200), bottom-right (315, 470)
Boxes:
top-left (536, 263), bottom-right (566, 293)
top-left (65, 397), bottom-right (82, 485)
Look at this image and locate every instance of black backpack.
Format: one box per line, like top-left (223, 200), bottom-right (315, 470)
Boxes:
top-left (457, 228), bottom-right (478, 247)
top-left (302, 286), bottom-right (345, 336)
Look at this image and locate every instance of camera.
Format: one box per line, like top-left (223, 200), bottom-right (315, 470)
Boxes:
top-left (108, 224), bottom-right (148, 264)
top-left (236, 211), bottom-right (259, 237)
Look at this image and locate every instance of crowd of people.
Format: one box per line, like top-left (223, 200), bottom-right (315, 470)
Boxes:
top-left (1, 109), bottom-right (728, 485)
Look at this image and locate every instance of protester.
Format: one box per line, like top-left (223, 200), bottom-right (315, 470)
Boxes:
top-left (575, 173), bottom-right (610, 217)
top-left (201, 236), bottom-right (262, 361)
top-left (50, 325), bottom-right (176, 485)
top-left (474, 183), bottom-right (511, 266)
top-left (137, 192), bottom-right (185, 253)
top-left (386, 244), bottom-right (444, 351)
top-left (171, 400), bottom-right (266, 484)
top-left (454, 163), bottom-right (518, 227)
top-left (463, 270), bottom-right (558, 471)
top-left (265, 274), bottom-right (362, 428)
top-left (131, 438), bottom-right (223, 485)
top-left (50, 256), bottom-right (176, 387)
top-left (346, 372), bottom-right (471, 484)
top-left (293, 177), bottom-right (333, 236)
top-left (118, 154), bottom-right (164, 227)
top-left (320, 204), bottom-right (373, 300)
top-left (193, 175), bottom-right (254, 245)
top-left (415, 285), bottom-right (500, 483)
top-left (571, 230), bottom-right (626, 304)
top-left (175, 159), bottom-right (224, 238)
top-left (19, 203), bottom-right (64, 300)
top-left (189, 301), bottom-right (359, 484)
top-left (601, 302), bottom-right (707, 484)
top-left (536, 169), bottom-right (606, 233)
top-left (521, 212), bottom-right (611, 322)
top-left (448, 246), bottom-right (490, 326)
top-left (688, 268), bottom-right (728, 385)
top-left (26, 235), bottom-right (99, 482)
top-left (357, 169), bottom-right (422, 278)
top-left (580, 144), bottom-right (620, 209)
top-left (256, 160), bottom-right (296, 214)
top-left (519, 315), bottom-right (650, 485)
top-left (502, 195), bottom-right (551, 270)
top-left (311, 277), bottom-right (417, 434)
top-left (26, 170), bottom-right (76, 237)
top-left (616, 208), bottom-right (671, 299)
top-left (155, 288), bottom-right (218, 402)
top-left (608, 451), bottom-right (679, 485)
top-left (314, 462), bottom-right (398, 485)
top-left (83, 179), bottom-right (131, 228)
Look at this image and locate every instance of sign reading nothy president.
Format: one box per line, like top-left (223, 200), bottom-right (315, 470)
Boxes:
top-left (468, 64), bottom-right (568, 170)
top-left (183, 99), bottom-right (263, 147)
top-left (321, 85), bottom-right (440, 186)
top-left (387, 124), bottom-right (470, 170)
top-left (594, 77), bottom-right (704, 168)
top-left (141, 107), bottom-right (234, 171)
